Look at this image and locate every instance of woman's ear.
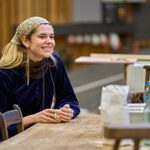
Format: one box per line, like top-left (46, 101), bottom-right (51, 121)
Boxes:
top-left (21, 36), bottom-right (30, 48)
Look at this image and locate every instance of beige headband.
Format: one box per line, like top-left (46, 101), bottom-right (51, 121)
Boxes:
top-left (11, 16), bottom-right (50, 45)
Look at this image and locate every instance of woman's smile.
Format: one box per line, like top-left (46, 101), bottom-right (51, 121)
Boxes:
top-left (42, 47), bottom-right (52, 53)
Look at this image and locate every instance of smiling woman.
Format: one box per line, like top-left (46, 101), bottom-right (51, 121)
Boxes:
top-left (0, 16), bottom-right (80, 140)
top-left (22, 24), bottom-right (55, 62)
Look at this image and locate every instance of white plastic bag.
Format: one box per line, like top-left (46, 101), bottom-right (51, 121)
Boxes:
top-left (100, 85), bottom-right (132, 146)
top-left (100, 84), bottom-right (130, 125)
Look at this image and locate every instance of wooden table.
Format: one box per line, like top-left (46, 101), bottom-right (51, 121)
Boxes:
top-left (75, 53), bottom-right (150, 83)
top-left (90, 53), bottom-right (150, 61)
top-left (0, 113), bottom-right (149, 150)
top-left (75, 56), bottom-right (137, 82)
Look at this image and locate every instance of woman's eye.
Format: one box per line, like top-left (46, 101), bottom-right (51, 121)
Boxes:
top-left (49, 36), bottom-right (54, 39)
top-left (38, 34), bottom-right (55, 40)
top-left (39, 35), bottom-right (46, 38)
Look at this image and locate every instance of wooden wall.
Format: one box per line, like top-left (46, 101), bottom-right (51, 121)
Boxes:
top-left (0, 0), bottom-right (72, 49)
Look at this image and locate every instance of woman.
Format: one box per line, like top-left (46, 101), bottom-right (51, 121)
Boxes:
top-left (0, 16), bottom-right (80, 137)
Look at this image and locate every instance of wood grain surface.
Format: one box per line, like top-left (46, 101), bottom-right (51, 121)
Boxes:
top-left (0, 112), bottom-right (149, 150)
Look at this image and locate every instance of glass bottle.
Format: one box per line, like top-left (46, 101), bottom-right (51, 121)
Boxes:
top-left (144, 81), bottom-right (150, 146)
top-left (144, 99), bottom-right (150, 122)
top-left (144, 81), bottom-right (150, 103)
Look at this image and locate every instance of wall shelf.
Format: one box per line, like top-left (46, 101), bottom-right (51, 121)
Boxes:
top-left (53, 23), bottom-right (135, 36)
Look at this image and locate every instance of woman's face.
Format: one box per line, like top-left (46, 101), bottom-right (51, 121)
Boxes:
top-left (24, 24), bottom-right (55, 62)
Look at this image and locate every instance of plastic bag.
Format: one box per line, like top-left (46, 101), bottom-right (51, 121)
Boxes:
top-left (100, 85), bottom-right (132, 146)
top-left (100, 84), bottom-right (130, 125)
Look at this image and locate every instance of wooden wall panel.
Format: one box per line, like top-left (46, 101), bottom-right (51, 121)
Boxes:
top-left (0, 0), bottom-right (72, 49)
top-left (1, 0), bottom-right (9, 46)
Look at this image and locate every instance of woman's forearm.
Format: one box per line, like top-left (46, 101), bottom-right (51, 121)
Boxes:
top-left (23, 114), bottom-right (37, 128)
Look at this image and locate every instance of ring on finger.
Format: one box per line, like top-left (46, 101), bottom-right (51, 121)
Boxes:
top-left (54, 112), bottom-right (57, 119)
top-left (54, 112), bottom-right (59, 120)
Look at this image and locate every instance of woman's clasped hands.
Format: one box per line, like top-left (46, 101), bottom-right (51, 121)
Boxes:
top-left (34, 104), bottom-right (73, 123)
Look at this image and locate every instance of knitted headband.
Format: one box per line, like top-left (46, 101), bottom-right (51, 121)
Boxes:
top-left (11, 16), bottom-right (50, 45)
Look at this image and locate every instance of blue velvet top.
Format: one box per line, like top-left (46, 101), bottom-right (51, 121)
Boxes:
top-left (0, 53), bottom-right (80, 137)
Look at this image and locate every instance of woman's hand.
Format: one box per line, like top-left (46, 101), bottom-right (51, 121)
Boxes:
top-left (59, 104), bottom-right (74, 122)
top-left (34, 109), bottom-right (61, 123)
top-left (23, 104), bottom-right (74, 128)
top-left (23, 109), bottom-right (61, 127)
top-left (35, 104), bottom-right (74, 123)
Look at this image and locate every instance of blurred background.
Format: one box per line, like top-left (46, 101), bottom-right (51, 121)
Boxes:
top-left (1, 0), bottom-right (150, 113)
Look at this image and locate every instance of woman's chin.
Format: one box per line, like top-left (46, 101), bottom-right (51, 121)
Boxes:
top-left (43, 53), bottom-right (51, 58)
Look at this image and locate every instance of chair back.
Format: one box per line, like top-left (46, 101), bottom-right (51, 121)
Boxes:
top-left (104, 123), bottom-right (150, 150)
top-left (0, 104), bottom-right (24, 141)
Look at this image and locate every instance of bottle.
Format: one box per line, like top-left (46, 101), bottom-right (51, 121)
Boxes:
top-left (144, 99), bottom-right (150, 122)
top-left (144, 81), bottom-right (150, 146)
top-left (143, 81), bottom-right (150, 103)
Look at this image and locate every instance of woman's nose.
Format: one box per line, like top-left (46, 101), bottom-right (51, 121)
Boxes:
top-left (46, 37), bottom-right (52, 43)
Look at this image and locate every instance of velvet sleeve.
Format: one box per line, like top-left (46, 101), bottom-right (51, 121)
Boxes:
top-left (0, 70), bottom-right (17, 138)
top-left (52, 53), bottom-right (80, 119)
top-left (0, 70), bottom-right (13, 113)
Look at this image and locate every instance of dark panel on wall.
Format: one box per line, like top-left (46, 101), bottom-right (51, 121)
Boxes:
top-left (134, 4), bottom-right (150, 39)
top-left (54, 22), bottom-right (135, 36)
